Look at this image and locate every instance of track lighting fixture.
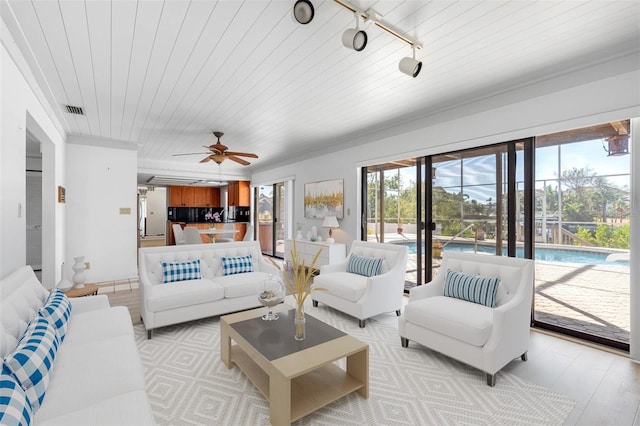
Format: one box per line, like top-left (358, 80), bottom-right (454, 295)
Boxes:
top-left (399, 45), bottom-right (422, 78)
top-left (293, 0), bottom-right (314, 25)
top-left (342, 13), bottom-right (367, 51)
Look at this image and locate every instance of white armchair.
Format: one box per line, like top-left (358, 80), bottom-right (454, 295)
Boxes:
top-left (398, 252), bottom-right (534, 386)
top-left (312, 241), bottom-right (408, 328)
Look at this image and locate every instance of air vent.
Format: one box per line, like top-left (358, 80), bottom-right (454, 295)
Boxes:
top-left (64, 105), bottom-right (84, 115)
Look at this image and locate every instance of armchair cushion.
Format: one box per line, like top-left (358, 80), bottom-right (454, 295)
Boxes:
top-left (404, 296), bottom-right (493, 347)
top-left (314, 272), bottom-right (369, 302)
top-left (443, 269), bottom-right (500, 308)
top-left (346, 254), bottom-right (384, 277)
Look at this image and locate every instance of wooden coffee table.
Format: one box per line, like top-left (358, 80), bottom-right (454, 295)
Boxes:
top-left (220, 304), bottom-right (369, 425)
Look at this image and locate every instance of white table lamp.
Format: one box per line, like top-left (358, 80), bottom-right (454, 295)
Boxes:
top-left (322, 216), bottom-right (339, 243)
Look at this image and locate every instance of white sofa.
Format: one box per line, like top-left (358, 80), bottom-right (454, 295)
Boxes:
top-left (312, 241), bottom-right (409, 327)
top-left (398, 252), bottom-right (534, 386)
top-left (0, 265), bottom-right (153, 425)
top-left (138, 241), bottom-right (280, 338)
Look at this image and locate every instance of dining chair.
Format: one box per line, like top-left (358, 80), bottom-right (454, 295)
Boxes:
top-left (242, 224), bottom-right (254, 241)
top-left (172, 224), bottom-right (187, 245)
top-left (216, 223), bottom-right (236, 243)
top-left (183, 227), bottom-right (203, 244)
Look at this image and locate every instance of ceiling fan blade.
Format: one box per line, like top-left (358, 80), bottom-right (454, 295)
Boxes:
top-left (228, 155), bottom-right (250, 166)
top-left (199, 156), bottom-right (212, 163)
top-left (172, 152), bottom-right (210, 156)
top-left (224, 151), bottom-right (258, 158)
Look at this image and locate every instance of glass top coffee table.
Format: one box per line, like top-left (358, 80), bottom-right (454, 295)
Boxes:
top-left (220, 304), bottom-right (369, 425)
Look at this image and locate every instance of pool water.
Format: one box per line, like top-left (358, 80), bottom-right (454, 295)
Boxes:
top-left (404, 242), bottom-right (629, 266)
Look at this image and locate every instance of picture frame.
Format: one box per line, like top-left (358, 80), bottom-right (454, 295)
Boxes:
top-left (304, 179), bottom-right (343, 219)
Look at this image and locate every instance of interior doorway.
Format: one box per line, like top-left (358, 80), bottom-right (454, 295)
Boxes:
top-left (25, 133), bottom-right (43, 281)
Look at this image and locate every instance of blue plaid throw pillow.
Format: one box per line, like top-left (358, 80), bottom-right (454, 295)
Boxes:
top-left (3, 315), bottom-right (59, 411)
top-left (0, 366), bottom-right (33, 426)
top-left (221, 255), bottom-right (254, 276)
top-left (346, 254), bottom-right (384, 277)
top-left (443, 269), bottom-right (501, 308)
top-left (39, 289), bottom-right (72, 342)
top-left (161, 259), bottom-right (202, 283)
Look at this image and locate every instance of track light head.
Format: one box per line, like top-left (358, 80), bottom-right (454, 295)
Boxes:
top-left (342, 28), bottom-right (368, 51)
top-left (399, 46), bottom-right (422, 78)
top-left (342, 12), bottom-right (368, 51)
top-left (293, 0), bottom-right (314, 25)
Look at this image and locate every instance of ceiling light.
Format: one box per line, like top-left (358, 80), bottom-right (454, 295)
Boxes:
top-left (293, 0), bottom-right (314, 25)
top-left (399, 46), bottom-right (422, 78)
top-left (342, 13), bottom-right (367, 51)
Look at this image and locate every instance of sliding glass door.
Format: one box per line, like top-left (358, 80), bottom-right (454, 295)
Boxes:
top-left (533, 121), bottom-right (631, 350)
top-left (256, 183), bottom-right (286, 258)
top-left (360, 120), bottom-right (631, 350)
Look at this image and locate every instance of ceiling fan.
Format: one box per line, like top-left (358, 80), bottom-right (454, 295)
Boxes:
top-left (172, 131), bottom-right (258, 165)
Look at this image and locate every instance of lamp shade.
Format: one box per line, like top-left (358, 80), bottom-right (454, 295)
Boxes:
top-left (322, 216), bottom-right (339, 228)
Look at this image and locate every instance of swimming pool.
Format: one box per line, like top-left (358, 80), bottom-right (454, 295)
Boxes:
top-left (402, 242), bottom-right (629, 266)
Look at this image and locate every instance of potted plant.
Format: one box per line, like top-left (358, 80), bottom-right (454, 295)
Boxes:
top-left (432, 240), bottom-right (443, 258)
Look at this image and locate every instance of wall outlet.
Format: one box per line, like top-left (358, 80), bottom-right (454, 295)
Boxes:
top-left (119, 207), bottom-right (131, 215)
top-left (84, 262), bottom-right (90, 270)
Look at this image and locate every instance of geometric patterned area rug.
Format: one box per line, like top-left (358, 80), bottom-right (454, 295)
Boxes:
top-left (134, 298), bottom-right (576, 425)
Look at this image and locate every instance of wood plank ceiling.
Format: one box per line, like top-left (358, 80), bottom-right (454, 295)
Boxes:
top-left (4, 0), bottom-right (639, 184)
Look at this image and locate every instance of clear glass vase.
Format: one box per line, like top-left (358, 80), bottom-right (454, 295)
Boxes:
top-left (294, 304), bottom-right (305, 341)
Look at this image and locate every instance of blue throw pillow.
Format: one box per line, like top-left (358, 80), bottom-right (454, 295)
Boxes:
top-left (161, 259), bottom-right (202, 283)
top-left (346, 254), bottom-right (384, 277)
top-left (39, 289), bottom-right (72, 342)
top-left (0, 366), bottom-right (33, 426)
top-left (443, 269), bottom-right (500, 308)
top-left (3, 316), bottom-right (59, 411)
top-left (221, 255), bottom-right (254, 276)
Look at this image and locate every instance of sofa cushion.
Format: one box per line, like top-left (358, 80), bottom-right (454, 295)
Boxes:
top-left (0, 366), bottom-right (33, 426)
top-left (36, 334), bottom-right (148, 423)
top-left (404, 296), bottom-right (493, 347)
top-left (346, 254), bottom-right (383, 277)
top-left (147, 279), bottom-right (224, 312)
top-left (221, 255), bottom-right (254, 276)
top-left (214, 271), bottom-right (271, 298)
top-left (39, 290), bottom-right (72, 342)
top-left (313, 272), bottom-right (368, 302)
top-left (161, 259), bottom-right (202, 283)
top-left (3, 315), bottom-right (59, 411)
top-left (443, 269), bottom-right (500, 308)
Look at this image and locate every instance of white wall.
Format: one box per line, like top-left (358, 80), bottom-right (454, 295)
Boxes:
top-left (65, 142), bottom-right (138, 282)
top-left (145, 187), bottom-right (166, 236)
top-left (1, 30), bottom-right (66, 283)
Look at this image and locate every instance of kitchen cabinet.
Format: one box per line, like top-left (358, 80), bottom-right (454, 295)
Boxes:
top-left (168, 186), bottom-right (220, 207)
top-left (228, 181), bottom-right (250, 206)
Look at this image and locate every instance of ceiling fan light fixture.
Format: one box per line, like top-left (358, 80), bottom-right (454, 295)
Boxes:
top-left (211, 154), bottom-right (226, 165)
top-left (293, 0), bottom-right (314, 24)
top-left (399, 46), bottom-right (422, 78)
top-left (342, 13), bottom-right (367, 51)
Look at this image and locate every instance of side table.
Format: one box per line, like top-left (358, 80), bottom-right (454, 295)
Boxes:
top-left (64, 283), bottom-right (99, 297)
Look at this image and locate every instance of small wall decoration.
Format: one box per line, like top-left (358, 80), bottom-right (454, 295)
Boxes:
top-left (304, 179), bottom-right (343, 219)
top-left (57, 186), bottom-right (65, 203)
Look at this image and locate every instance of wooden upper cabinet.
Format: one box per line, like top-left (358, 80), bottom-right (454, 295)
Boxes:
top-left (169, 186), bottom-right (220, 207)
top-left (228, 180), bottom-right (250, 206)
top-left (193, 187), bottom-right (211, 206)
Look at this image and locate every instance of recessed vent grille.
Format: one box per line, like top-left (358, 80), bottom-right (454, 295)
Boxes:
top-left (64, 105), bottom-right (84, 115)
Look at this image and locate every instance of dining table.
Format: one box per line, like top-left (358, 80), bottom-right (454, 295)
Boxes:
top-left (198, 227), bottom-right (239, 243)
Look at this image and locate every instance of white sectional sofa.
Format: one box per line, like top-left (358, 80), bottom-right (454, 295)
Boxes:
top-left (138, 241), bottom-right (280, 338)
top-left (0, 265), bottom-right (153, 425)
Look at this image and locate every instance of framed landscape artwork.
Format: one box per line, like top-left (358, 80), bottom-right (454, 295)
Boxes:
top-left (304, 179), bottom-right (344, 219)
